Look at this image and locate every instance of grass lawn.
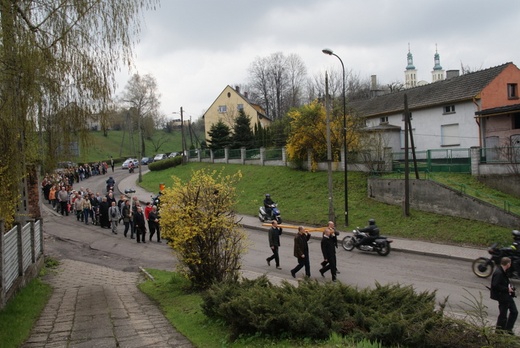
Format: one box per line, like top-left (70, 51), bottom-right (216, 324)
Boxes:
top-left (0, 278), bottom-right (52, 348)
top-left (140, 163), bottom-right (517, 247)
top-left (78, 129), bottom-right (190, 163)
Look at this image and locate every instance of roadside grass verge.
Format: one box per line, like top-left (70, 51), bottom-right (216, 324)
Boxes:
top-left (139, 269), bottom-right (360, 348)
top-left (0, 278), bottom-right (52, 348)
top-left (139, 163), bottom-right (515, 247)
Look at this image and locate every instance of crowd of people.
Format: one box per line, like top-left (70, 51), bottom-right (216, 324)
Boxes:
top-left (41, 165), bottom-right (161, 244)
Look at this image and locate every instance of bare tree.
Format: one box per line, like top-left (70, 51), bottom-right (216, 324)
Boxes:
top-left (387, 81), bottom-right (405, 93)
top-left (248, 52), bottom-right (308, 120)
top-left (120, 73), bottom-right (161, 160)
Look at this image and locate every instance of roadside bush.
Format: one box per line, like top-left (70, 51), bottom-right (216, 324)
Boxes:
top-left (201, 277), bottom-right (520, 347)
top-left (148, 156), bottom-right (182, 171)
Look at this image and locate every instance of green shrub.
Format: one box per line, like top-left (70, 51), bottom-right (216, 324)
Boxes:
top-left (201, 277), bottom-right (520, 347)
top-left (148, 156), bottom-right (182, 171)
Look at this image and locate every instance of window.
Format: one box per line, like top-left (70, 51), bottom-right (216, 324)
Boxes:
top-left (443, 105), bottom-right (455, 114)
top-left (508, 83), bottom-right (518, 99)
top-left (218, 105), bottom-right (227, 113)
top-left (441, 124), bottom-right (459, 146)
top-left (237, 104), bottom-right (244, 111)
top-left (380, 116), bottom-right (388, 124)
top-left (513, 112), bottom-right (520, 129)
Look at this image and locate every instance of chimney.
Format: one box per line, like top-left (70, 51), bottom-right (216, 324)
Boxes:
top-left (446, 70), bottom-right (460, 79)
top-left (235, 85), bottom-right (240, 94)
top-left (371, 75), bottom-right (377, 90)
top-left (244, 91), bottom-right (248, 99)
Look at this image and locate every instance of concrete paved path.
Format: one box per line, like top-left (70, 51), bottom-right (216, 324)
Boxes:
top-left (22, 259), bottom-right (193, 348)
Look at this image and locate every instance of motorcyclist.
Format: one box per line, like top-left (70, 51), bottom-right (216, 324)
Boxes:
top-left (264, 194), bottom-right (275, 218)
top-left (106, 176), bottom-right (115, 192)
top-left (357, 218), bottom-right (380, 247)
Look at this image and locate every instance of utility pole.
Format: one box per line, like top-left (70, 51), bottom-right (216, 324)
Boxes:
top-left (325, 72), bottom-right (335, 222)
top-left (180, 107), bottom-right (186, 164)
top-left (403, 94), bottom-right (410, 216)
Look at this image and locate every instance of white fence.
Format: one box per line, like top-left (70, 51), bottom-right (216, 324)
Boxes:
top-left (0, 219), bottom-right (44, 309)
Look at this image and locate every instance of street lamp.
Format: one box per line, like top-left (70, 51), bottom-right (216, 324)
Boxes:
top-left (322, 48), bottom-right (349, 226)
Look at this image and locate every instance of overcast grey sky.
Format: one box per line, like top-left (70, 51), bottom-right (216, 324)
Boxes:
top-left (115, 0), bottom-right (520, 120)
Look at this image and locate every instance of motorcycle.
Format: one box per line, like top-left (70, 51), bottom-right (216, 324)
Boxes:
top-left (341, 228), bottom-right (393, 256)
top-left (258, 203), bottom-right (282, 224)
top-left (472, 242), bottom-right (520, 279)
top-left (151, 192), bottom-right (162, 210)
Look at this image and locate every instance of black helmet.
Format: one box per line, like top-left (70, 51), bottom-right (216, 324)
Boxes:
top-left (368, 218), bottom-right (376, 225)
top-left (265, 193), bottom-right (270, 198)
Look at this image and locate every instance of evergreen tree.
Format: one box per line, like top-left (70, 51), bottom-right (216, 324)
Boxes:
top-left (207, 120), bottom-right (231, 150)
top-left (231, 110), bottom-right (254, 149)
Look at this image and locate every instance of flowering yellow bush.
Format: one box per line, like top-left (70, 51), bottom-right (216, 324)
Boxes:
top-left (160, 168), bottom-right (247, 289)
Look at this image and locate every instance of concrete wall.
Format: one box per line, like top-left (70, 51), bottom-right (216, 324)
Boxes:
top-left (478, 175), bottom-right (520, 198)
top-left (367, 178), bottom-right (520, 228)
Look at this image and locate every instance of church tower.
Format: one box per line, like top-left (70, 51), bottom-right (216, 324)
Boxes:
top-left (431, 45), bottom-right (445, 82)
top-left (404, 44), bottom-right (417, 88)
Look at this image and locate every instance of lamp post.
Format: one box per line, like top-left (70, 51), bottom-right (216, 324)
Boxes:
top-left (322, 48), bottom-right (349, 226)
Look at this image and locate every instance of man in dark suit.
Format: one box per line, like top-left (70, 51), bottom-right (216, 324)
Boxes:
top-left (290, 226), bottom-right (311, 278)
top-left (133, 206), bottom-right (147, 243)
top-left (266, 220), bottom-right (282, 269)
top-left (491, 257), bottom-right (518, 333)
top-left (319, 227), bottom-right (337, 281)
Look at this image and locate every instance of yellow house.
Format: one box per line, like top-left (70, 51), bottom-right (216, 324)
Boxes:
top-left (203, 85), bottom-right (271, 140)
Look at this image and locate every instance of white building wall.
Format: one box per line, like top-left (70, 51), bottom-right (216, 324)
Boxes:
top-left (366, 101), bottom-right (480, 152)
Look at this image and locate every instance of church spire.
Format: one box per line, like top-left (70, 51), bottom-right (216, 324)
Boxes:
top-left (433, 44), bottom-right (442, 70)
top-left (406, 43), bottom-right (415, 70)
top-left (431, 44), bottom-right (445, 82)
top-left (404, 43), bottom-right (417, 88)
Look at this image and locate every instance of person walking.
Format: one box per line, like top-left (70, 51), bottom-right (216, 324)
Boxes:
top-left (57, 186), bottom-right (69, 216)
top-left (266, 220), bottom-right (282, 269)
top-left (490, 257), bottom-right (518, 334)
top-left (133, 206), bottom-right (147, 243)
top-left (82, 194), bottom-right (92, 225)
top-left (322, 221), bottom-right (340, 274)
top-left (49, 185), bottom-right (57, 210)
top-left (73, 192), bottom-right (84, 222)
top-left (108, 201), bottom-right (120, 234)
top-left (319, 227), bottom-right (337, 281)
top-left (99, 197), bottom-right (110, 229)
top-left (148, 205), bottom-right (161, 243)
top-left (121, 200), bottom-right (133, 238)
top-left (290, 226), bottom-right (311, 278)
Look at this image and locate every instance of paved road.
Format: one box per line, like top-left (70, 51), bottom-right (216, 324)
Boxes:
top-left (22, 170), bottom-right (193, 348)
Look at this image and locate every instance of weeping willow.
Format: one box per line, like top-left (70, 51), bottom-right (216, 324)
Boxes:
top-left (0, 0), bottom-right (159, 226)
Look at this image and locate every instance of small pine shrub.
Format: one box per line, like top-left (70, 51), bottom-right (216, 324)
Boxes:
top-left (201, 278), bottom-right (520, 347)
top-left (148, 156), bottom-right (182, 171)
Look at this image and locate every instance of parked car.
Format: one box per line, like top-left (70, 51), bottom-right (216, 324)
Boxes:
top-left (141, 157), bottom-right (152, 165)
top-left (168, 152), bottom-right (180, 158)
top-left (122, 158), bottom-right (139, 169)
top-left (153, 153), bottom-right (167, 162)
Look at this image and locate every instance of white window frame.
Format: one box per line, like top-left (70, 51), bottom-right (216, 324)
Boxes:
top-left (443, 105), bottom-right (455, 114)
top-left (218, 105), bottom-right (227, 113)
top-left (441, 124), bottom-right (459, 147)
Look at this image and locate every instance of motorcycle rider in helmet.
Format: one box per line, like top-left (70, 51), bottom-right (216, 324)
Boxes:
top-left (106, 176), bottom-right (115, 192)
top-left (264, 194), bottom-right (274, 219)
top-left (357, 219), bottom-right (380, 247)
